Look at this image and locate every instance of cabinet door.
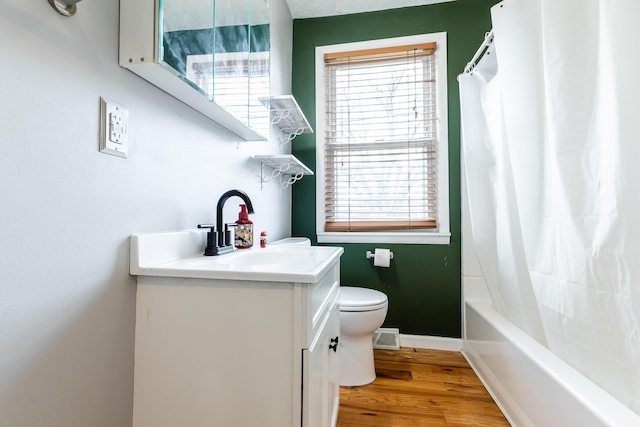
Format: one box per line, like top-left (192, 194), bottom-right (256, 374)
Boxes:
top-left (302, 302), bottom-right (340, 427)
top-left (326, 302), bottom-right (340, 427)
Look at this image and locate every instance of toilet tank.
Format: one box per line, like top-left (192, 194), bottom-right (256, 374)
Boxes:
top-left (269, 237), bottom-right (311, 246)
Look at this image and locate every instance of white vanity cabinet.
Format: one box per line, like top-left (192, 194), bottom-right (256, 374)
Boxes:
top-left (303, 296), bottom-right (340, 427)
top-left (131, 259), bottom-right (341, 427)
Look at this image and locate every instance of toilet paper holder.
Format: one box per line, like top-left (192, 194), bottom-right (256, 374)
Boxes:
top-left (365, 250), bottom-right (394, 260)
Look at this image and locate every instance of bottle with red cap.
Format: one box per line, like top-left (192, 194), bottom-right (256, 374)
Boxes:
top-left (234, 204), bottom-right (253, 249)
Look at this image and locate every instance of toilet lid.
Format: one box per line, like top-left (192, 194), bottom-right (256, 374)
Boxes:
top-left (340, 287), bottom-right (388, 312)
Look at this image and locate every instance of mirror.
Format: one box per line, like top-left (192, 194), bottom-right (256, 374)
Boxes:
top-left (119, 0), bottom-right (270, 140)
top-left (247, 0), bottom-right (271, 137)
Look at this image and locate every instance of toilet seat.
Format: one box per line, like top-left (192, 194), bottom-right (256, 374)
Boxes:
top-left (340, 287), bottom-right (388, 312)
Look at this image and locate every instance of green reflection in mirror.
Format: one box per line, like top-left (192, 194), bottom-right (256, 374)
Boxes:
top-left (159, 0), bottom-right (270, 137)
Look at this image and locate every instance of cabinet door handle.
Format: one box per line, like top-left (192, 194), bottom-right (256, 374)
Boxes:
top-left (329, 336), bottom-right (339, 352)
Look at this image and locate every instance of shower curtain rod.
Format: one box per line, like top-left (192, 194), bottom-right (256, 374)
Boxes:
top-left (463, 30), bottom-right (494, 74)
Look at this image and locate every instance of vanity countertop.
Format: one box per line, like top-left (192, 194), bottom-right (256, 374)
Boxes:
top-left (130, 230), bottom-right (343, 283)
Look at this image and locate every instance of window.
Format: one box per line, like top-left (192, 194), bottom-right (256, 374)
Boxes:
top-left (186, 52), bottom-right (270, 137)
top-left (315, 33), bottom-right (450, 244)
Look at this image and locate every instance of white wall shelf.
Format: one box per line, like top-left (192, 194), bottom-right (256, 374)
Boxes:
top-left (254, 154), bottom-right (314, 191)
top-left (260, 95), bottom-right (313, 146)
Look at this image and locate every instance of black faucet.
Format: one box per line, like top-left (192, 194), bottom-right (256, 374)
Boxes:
top-left (216, 189), bottom-right (254, 249)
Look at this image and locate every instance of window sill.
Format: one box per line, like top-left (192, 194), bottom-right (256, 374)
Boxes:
top-left (317, 231), bottom-right (451, 245)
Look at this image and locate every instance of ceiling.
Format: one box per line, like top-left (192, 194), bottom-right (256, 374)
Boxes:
top-left (163, 0), bottom-right (454, 31)
top-left (284, 0), bottom-right (454, 19)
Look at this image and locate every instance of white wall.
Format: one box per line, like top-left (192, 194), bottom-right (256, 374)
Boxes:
top-left (0, 1), bottom-right (293, 426)
top-left (461, 156), bottom-right (487, 302)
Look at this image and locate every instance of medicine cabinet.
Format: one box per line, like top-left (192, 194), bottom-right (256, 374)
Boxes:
top-left (119, 0), bottom-right (271, 140)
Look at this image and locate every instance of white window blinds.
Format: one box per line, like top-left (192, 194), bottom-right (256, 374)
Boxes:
top-left (323, 43), bottom-right (439, 232)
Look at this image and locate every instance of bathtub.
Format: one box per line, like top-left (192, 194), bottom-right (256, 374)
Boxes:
top-left (462, 279), bottom-right (640, 427)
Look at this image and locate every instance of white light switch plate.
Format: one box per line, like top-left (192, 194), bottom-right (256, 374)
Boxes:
top-left (99, 97), bottom-right (129, 158)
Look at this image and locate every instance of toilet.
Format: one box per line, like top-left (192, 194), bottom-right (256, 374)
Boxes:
top-left (339, 287), bottom-right (388, 386)
top-left (269, 238), bottom-right (389, 386)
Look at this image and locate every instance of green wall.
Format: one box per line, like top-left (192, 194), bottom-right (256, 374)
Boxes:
top-left (291, 0), bottom-right (497, 338)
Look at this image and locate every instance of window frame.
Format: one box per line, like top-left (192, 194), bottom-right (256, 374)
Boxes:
top-left (315, 33), bottom-right (451, 245)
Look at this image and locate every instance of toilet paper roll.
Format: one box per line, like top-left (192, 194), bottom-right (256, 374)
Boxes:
top-left (373, 248), bottom-right (391, 268)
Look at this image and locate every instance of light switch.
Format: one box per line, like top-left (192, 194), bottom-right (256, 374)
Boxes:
top-left (100, 97), bottom-right (129, 158)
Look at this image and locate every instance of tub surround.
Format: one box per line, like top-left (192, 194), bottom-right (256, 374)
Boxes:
top-left (463, 284), bottom-right (640, 427)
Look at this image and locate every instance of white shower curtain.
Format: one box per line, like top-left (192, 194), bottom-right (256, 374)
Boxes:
top-left (460, 0), bottom-right (640, 415)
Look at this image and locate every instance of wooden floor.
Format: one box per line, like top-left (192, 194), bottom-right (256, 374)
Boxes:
top-left (336, 348), bottom-right (511, 427)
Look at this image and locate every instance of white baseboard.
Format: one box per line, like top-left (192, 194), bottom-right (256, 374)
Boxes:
top-left (399, 334), bottom-right (462, 352)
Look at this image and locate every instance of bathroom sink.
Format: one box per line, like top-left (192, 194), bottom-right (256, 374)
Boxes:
top-left (215, 247), bottom-right (309, 266)
top-left (130, 230), bottom-right (343, 283)
top-left (185, 246), bottom-right (317, 267)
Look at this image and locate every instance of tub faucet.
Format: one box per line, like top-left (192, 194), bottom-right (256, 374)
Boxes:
top-left (216, 189), bottom-right (254, 252)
